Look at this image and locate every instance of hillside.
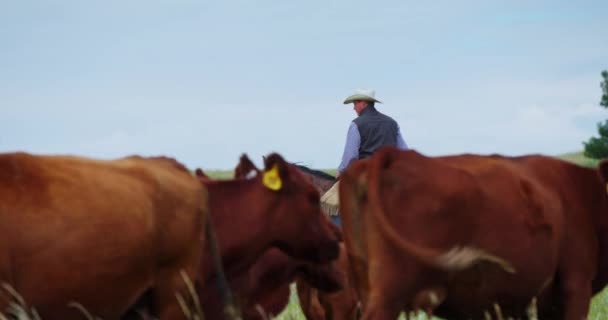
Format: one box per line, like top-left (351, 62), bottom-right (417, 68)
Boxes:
top-left (557, 151), bottom-right (600, 167)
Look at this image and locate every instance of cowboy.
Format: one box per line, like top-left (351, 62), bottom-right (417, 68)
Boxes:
top-left (321, 89), bottom-right (409, 225)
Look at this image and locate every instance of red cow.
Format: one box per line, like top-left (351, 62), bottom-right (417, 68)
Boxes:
top-left (195, 153), bottom-right (341, 319)
top-left (0, 153), bottom-right (207, 320)
top-left (339, 147), bottom-right (608, 320)
top-left (231, 161), bottom-right (354, 320)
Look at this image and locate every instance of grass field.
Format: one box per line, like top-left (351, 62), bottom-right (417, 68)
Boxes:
top-left (558, 151), bottom-right (600, 167)
top-left (272, 285), bottom-right (608, 320)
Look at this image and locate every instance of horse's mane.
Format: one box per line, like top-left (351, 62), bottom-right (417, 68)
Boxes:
top-left (294, 164), bottom-right (336, 182)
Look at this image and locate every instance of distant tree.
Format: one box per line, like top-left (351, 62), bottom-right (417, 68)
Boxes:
top-left (583, 71), bottom-right (608, 159)
top-left (602, 70), bottom-right (608, 108)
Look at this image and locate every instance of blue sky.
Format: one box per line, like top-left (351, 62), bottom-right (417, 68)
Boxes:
top-left (1, 1), bottom-right (607, 169)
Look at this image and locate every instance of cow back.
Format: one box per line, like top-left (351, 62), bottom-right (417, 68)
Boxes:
top-left (0, 152), bottom-right (207, 319)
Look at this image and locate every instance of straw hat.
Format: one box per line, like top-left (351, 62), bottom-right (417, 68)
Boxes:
top-left (343, 88), bottom-right (382, 104)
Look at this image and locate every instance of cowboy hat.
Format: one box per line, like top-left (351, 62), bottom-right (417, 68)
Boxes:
top-left (343, 88), bottom-right (382, 104)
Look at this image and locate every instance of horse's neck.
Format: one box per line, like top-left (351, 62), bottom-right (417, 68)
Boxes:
top-left (307, 176), bottom-right (332, 194)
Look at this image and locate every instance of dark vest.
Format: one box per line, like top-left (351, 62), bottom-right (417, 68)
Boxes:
top-left (353, 106), bottom-right (399, 159)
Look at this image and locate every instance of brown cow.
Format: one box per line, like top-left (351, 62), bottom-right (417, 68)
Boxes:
top-left (339, 146), bottom-right (608, 320)
top-left (231, 161), bottom-right (357, 320)
top-left (0, 152), bottom-right (207, 319)
top-left (195, 153), bottom-right (341, 319)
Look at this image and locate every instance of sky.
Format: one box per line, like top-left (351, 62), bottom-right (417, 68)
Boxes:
top-left (1, 1), bottom-right (607, 170)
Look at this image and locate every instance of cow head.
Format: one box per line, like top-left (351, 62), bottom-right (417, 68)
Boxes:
top-left (295, 242), bottom-right (348, 293)
top-left (254, 153), bottom-right (340, 263)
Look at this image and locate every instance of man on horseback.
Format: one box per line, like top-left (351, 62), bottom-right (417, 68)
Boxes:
top-left (321, 89), bottom-right (409, 225)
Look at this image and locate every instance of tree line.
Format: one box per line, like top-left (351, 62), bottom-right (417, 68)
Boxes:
top-left (583, 70), bottom-right (608, 159)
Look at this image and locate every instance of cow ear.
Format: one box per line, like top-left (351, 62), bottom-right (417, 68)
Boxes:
top-left (194, 168), bottom-right (207, 178)
top-left (263, 153), bottom-right (289, 191)
top-left (234, 154), bottom-right (260, 179)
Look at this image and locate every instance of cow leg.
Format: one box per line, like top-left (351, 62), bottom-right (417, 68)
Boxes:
top-left (559, 274), bottom-right (591, 320)
top-left (152, 268), bottom-right (200, 320)
top-left (155, 275), bottom-right (196, 319)
top-left (557, 241), bottom-right (594, 320)
top-left (297, 282), bottom-right (326, 320)
top-left (153, 278), bottom-right (189, 319)
top-left (360, 296), bottom-right (402, 320)
top-left (360, 285), bottom-right (403, 320)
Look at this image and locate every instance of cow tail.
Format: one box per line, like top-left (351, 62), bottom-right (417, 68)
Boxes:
top-left (338, 165), bottom-right (370, 302)
top-left (205, 216), bottom-right (243, 320)
top-left (343, 173), bottom-right (366, 260)
top-left (367, 147), bottom-right (515, 274)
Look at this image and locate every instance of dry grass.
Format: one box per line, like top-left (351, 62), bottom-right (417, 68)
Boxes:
top-left (0, 283), bottom-right (41, 320)
top-left (0, 272), bottom-right (211, 320)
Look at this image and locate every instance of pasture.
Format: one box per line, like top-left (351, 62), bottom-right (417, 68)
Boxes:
top-left (271, 285), bottom-right (608, 320)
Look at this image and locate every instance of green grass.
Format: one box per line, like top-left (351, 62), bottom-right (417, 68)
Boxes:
top-left (323, 169), bottom-right (338, 176)
top-left (273, 285), bottom-right (304, 320)
top-left (590, 288), bottom-right (608, 320)
top-left (272, 286), bottom-right (417, 319)
top-left (204, 170), bottom-right (237, 180)
top-left (274, 285), bottom-right (608, 319)
top-left (200, 169), bottom-right (337, 180)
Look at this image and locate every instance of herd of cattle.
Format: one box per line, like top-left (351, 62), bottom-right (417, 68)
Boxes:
top-left (1, 146), bottom-right (608, 320)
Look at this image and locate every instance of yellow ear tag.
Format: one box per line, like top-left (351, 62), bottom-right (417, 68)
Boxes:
top-left (263, 165), bottom-right (282, 191)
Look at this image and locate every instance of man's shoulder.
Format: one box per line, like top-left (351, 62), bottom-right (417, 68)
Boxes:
top-left (354, 111), bottom-right (396, 125)
top-left (376, 111), bottom-right (399, 125)
top-left (380, 111), bottom-right (395, 120)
